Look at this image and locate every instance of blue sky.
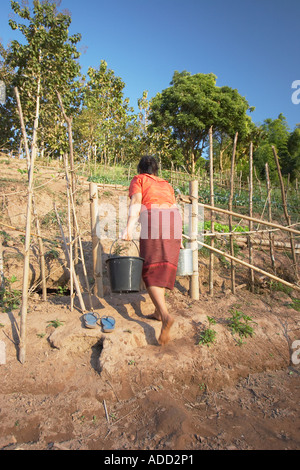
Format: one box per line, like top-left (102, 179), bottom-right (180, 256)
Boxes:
top-left (1, 0), bottom-right (300, 130)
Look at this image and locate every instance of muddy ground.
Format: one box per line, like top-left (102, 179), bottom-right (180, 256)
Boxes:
top-left (0, 157), bottom-right (299, 451)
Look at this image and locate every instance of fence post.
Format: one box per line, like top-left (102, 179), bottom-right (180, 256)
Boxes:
top-left (90, 182), bottom-right (104, 297)
top-left (189, 180), bottom-right (199, 300)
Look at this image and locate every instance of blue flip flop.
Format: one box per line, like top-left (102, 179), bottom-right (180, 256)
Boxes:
top-left (101, 316), bottom-right (115, 333)
top-left (83, 312), bottom-right (100, 329)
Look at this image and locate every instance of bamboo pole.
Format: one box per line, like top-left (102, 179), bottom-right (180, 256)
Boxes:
top-left (234, 237), bottom-right (300, 250)
top-left (17, 79), bottom-right (40, 364)
top-left (182, 234), bottom-right (300, 292)
top-left (14, 86), bottom-right (47, 302)
top-left (64, 157), bottom-right (94, 311)
top-left (265, 163), bottom-right (276, 274)
top-left (229, 132), bottom-right (238, 293)
top-left (209, 126), bottom-right (214, 295)
top-left (198, 203), bottom-right (300, 236)
top-left (90, 183), bottom-right (104, 298)
top-left (0, 236), bottom-right (4, 291)
top-left (54, 205), bottom-right (86, 313)
top-left (65, 155), bottom-right (74, 311)
top-left (248, 142), bottom-right (254, 292)
top-left (189, 180), bottom-right (199, 300)
top-left (57, 91), bottom-right (78, 265)
top-left (272, 146), bottom-right (298, 280)
top-left (179, 194), bottom-right (300, 236)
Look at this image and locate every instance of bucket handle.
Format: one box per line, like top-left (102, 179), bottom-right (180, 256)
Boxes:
top-left (109, 239), bottom-right (140, 257)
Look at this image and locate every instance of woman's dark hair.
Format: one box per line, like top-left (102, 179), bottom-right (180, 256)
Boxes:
top-left (137, 155), bottom-right (158, 176)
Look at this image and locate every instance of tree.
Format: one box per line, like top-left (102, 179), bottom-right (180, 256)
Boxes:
top-left (0, 42), bottom-right (17, 152)
top-left (287, 124), bottom-right (300, 179)
top-left (149, 71), bottom-right (254, 174)
top-left (74, 60), bottom-right (133, 165)
top-left (4, 0), bottom-right (82, 158)
top-left (253, 114), bottom-right (293, 180)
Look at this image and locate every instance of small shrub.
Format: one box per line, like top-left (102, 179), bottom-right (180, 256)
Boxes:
top-left (228, 308), bottom-right (256, 345)
top-left (198, 316), bottom-right (217, 347)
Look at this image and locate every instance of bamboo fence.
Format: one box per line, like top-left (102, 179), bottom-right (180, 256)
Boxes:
top-left (1, 119), bottom-right (300, 365)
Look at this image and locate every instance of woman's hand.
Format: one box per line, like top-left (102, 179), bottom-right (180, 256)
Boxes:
top-left (121, 193), bottom-right (142, 241)
top-left (121, 227), bottom-right (132, 241)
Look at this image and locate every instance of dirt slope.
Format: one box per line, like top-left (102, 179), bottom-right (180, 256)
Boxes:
top-left (0, 157), bottom-right (299, 451)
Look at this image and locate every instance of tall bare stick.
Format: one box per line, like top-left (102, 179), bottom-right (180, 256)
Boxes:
top-left (0, 237), bottom-right (4, 291)
top-left (265, 163), bottom-right (276, 274)
top-left (189, 180), bottom-right (199, 300)
top-left (229, 132), bottom-right (238, 293)
top-left (209, 126), bottom-right (214, 295)
top-left (272, 146), bottom-right (298, 280)
top-left (248, 142), bottom-right (254, 292)
top-left (14, 86), bottom-right (47, 301)
top-left (64, 155), bottom-right (74, 311)
top-left (90, 183), bottom-right (104, 297)
top-left (16, 79), bottom-right (40, 364)
top-left (56, 91), bottom-right (78, 264)
top-left (182, 235), bottom-right (300, 293)
top-left (54, 205), bottom-right (86, 313)
top-left (64, 156), bottom-right (94, 311)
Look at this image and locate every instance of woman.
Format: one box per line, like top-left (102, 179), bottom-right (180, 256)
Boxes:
top-left (121, 155), bottom-right (182, 345)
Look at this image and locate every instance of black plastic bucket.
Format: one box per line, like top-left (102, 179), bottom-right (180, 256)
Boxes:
top-left (106, 240), bottom-right (144, 293)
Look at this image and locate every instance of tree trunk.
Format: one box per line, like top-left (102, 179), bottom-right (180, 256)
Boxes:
top-left (18, 77), bottom-right (41, 364)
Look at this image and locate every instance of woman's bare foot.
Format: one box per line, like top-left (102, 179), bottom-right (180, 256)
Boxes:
top-left (158, 315), bottom-right (174, 345)
top-left (146, 309), bottom-right (162, 321)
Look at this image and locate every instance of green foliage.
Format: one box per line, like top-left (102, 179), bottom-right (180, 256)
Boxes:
top-left (149, 71), bottom-right (254, 174)
top-left (47, 319), bottom-right (64, 328)
top-left (228, 308), bottom-right (256, 345)
top-left (288, 298), bottom-right (300, 312)
top-left (254, 114), bottom-right (300, 181)
top-left (0, 275), bottom-right (22, 312)
top-left (3, 0), bottom-right (82, 157)
top-left (198, 316), bottom-right (217, 347)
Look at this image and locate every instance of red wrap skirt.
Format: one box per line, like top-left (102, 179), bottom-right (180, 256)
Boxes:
top-left (139, 207), bottom-right (182, 290)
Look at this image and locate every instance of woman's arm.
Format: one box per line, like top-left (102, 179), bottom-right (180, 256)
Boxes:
top-left (121, 192), bottom-right (142, 240)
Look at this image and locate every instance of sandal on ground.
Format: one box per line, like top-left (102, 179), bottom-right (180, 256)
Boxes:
top-left (101, 316), bottom-right (116, 333)
top-left (83, 312), bottom-right (100, 329)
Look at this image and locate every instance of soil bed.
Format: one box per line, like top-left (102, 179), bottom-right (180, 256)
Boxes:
top-left (0, 158), bottom-right (299, 451)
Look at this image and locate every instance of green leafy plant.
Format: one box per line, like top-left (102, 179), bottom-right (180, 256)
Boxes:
top-left (47, 319), bottom-right (64, 329)
top-left (111, 242), bottom-right (127, 256)
top-left (56, 285), bottom-right (68, 295)
top-left (228, 308), bottom-right (256, 345)
top-left (288, 298), bottom-right (300, 312)
top-left (198, 316), bottom-right (217, 347)
top-left (0, 275), bottom-right (22, 312)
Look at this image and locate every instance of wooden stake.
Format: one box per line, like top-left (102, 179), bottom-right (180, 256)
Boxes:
top-left (209, 126), bottom-right (214, 295)
top-left (64, 157), bottom-right (94, 311)
top-left (272, 146), bottom-right (298, 280)
top-left (54, 205), bottom-right (86, 313)
top-left (248, 142), bottom-right (254, 292)
top-left (90, 183), bottom-right (104, 298)
top-left (14, 86), bottom-right (47, 302)
top-left (17, 79), bottom-right (40, 364)
top-left (196, 203), bottom-right (300, 236)
top-left (57, 91), bottom-right (78, 264)
top-left (229, 132), bottom-right (238, 293)
top-left (0, 236), bottom-right (4, 291)
top-left (265, 163), bottom-right (276, 274)
top-left (64, 155), bottom-right (74, 311)
top-left (182, 234), bottom-right (300, 292)
top-left (189, 180), bottom-right (199, 300)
